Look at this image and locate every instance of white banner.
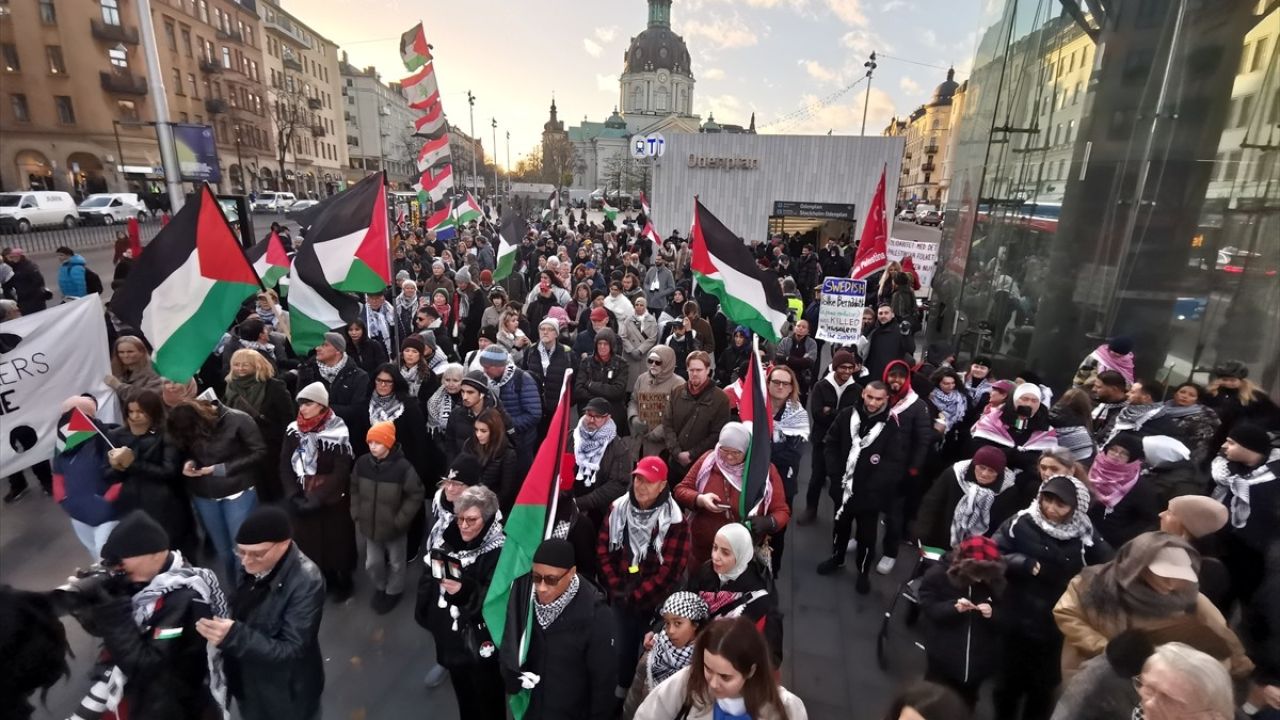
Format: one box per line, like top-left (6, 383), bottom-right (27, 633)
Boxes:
top-left (815, 277), bottom-right (867, 344)
top-left (1, 296), bottom-right (118, 476)
top-left (887, 237), bottom-right (940, 294)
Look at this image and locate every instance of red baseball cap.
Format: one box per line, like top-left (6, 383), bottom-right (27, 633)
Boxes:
top-left (632, 456), bottom-right (668, 484)
top-left (590, 306), bottom-right (609, 322)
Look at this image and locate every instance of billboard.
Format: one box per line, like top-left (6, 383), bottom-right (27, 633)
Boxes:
top-left (172, 123), bottom-right (221, 183)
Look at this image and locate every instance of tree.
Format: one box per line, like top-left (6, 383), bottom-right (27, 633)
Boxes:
top-left (601, 151), bottom-right (646, 202)
top-left (510, 145), bottom-right (544, 182)
top-left (542, 134), bottom-right (576, 194)
top-left (268, 67), bottom-right (312, 193)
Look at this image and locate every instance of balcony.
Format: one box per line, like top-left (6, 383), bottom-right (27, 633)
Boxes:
top-left (216, 28), bottom-right (244, 44)
top-left (198, 58), bottom-right (223, 74)
top-left (264, 16), bottom-right (313, 49)
top-left (921, 162), bottom-right (936, 172)
top-left (311, 124), bottom-right (326, 137)
top-left (282, 55), bottom-right (303, 72)
top-left (307, 97), bottom-right (322, 110)
top-left (205, 98), bottom-right (229, 114)
top-left (90, 18), bottom-right (139, 44)
top-left (100, 70), bottom-right (147, 95)
top-left (347, 135), bottom-right (359, 147)
top-left (924, 144), bottom-right (939, 155)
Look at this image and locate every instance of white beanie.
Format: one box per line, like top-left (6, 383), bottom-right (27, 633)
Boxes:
top-left (539, 317), bottom-right (560, 332)
top-left (718, 422), bottom-right (751, 452)
top-left (1014, 382), bottom-right (1041, 402)
top-left (296, 381), bottom-right (330, 407)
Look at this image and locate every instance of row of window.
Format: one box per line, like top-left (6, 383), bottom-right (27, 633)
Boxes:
top-left (1047, 45), bottom-right (1091, 82)
top-left (1213, 148), bottom-right (1276, 184)
top-left (9, 93), bottom-right (78, 125)
top-left (1239, 36), bottom-right (1270, 76)
top-left (266, 36), bottom-right (331, 84)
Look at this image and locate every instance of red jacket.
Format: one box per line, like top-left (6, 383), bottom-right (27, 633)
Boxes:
top-left (673, 451), bottom-right (790, 566)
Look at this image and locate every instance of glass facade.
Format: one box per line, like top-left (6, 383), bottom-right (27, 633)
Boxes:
top-left (931, 0), bottom-right (1279, 394)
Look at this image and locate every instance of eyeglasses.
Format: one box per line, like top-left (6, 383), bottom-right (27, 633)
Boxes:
top-left (768, 379), bottom-right (793, 387)
top-left (374, 377), bottom-right (394, 385)
top-left (457, 514), bottom-right (484, 527)
top-left (233, 543), bottom-right (278, 561)
top-left (531, 571), bottom-right (566, 587)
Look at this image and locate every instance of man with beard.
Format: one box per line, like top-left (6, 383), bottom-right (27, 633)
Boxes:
top-left (1090, 370), bottom-right (1131, 445)
top-left (1210, 423), bottom-right (1280, 607)
top-left (568, 397), bottom-right (635, 533)
top-left (878, 359), bottom-right (937, 574)
top-left (799, 349), bottom-right (864, 524)
top-left (662, 352), bottom-right (730, 482)
top-left (864, 303), bottom-right (916, 382)
top-left (1101, 378), bottom-right (1182, 445)
top-left (453, 267), bottom-right (485, 355)
top-left (642, 253), bottom-right (675, 311)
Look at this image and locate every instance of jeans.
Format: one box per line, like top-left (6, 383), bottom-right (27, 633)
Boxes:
top-left (71, 519), bottom-right (119, 561)
top-left (360, 534), bottom-right (407, 595)
top-left (192, 489), bottom-right (258, 578)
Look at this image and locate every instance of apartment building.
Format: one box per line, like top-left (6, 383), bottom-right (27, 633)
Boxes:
top-left (339, 57), bottom-right (417, 189)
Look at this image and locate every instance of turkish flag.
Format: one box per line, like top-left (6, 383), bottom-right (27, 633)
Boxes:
top-left (851, 165), bottom-right (888, 280)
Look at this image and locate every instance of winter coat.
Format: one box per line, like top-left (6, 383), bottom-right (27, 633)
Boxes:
top-left (1087, 481), bottom-right (1160, 549)
top-left (1163, 404), bottom-right (1221, 467)
top-left (3, 257), bottom-right (47, 314)
top-left (634, 667), bottom-right (808, 720)
top-left (179, 403), bottom-right (267, 500)
top-left (105, 427), bottom-right (193, 552)
top-left (350, 446), bottom-right (426, 543)
top-left (492, 364), bottom-right (543, 457)
top-left (808, 372), bottom-right (862, 445)
top-left (917, 562), bottom-right (1004, 684)
top-left (993, 513), bottom-right (1112, 640)
top-left (294, 359), bottom-right (371, 453)
top-left (775, 334), bottom-right (818, 386)
top-left (414, 519), bottom-right (504, 668)
top-left (384, 397), bottom-right (439, 488)
top-left (570, 435), bottom-right (637, 529)
top-left (822, 406), bottom-right (906, 514)
top-left (93, 584), bottom-right (219, 719)
top-left (470, 441), bottom-right (520, 515)
top-left (500, 574), bottom-right (616, 720)
top-left (662, 331), bottom-right (700, 378)
top-left (685, 561), bottom-right (785, 668)
top-left (346, 337), bottom-right (388, 376)
top-left (280, 422), bottom-right (356, 578)
top-left (223, 377), bottom-right (295, 502)
top-left (618, 312), bottom-right (660, 386)
top-left (221, 545), bottom-right (326, 720)
top-left (1242, 546), bottom-right (1280, 687)
top-left (795, 253), bottom-right (822, 297)
top-left (53, 433), bottom-right (120, 526)
top-left (662, 382), bottom-right (731, 479)
top-left (674, 451), bottom-right (790, 566)
top-left (628, 345), bottom-right (686, 459)
top-left (57, 254), bottom-right (88, 298)
top-left (573, 329), bottom-right (629, 420)
top-left (445, 395), bottom-right (497, 461)
top-left (596, 495), bottom-right (690, 612)
top-left (521, 341), bottom-right (575, 420)
top-left (913, 461), bottom-right (1022, 550)
top-left (890, 286), bottom-right (917, 329)
top-left (863, 318), bottom-right (915, 382)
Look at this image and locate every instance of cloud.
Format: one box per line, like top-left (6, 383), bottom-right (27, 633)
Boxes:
top-left (881, 0), bottom-right (908, 10)
top-left (678, 14), bottom-right (760, 49)
top-left (921, 29), bottom-right (938, 48)
top-left (702, 94), bottom-right (745, 120)
top-left (839, 29), bottom-right (890, 55)
top-left (899, 76), bottom-right (921, 96)
top-left (825, 0), bottom-right (867, 26)
top-left (801, 59), bottom-right (839, 84)
top-left (583, 38), bottom-right (602, 57)
top-left (703, 67), bottom-right (726, 80)
top-left (596, 74), bottom-right (617, 93)
top-left (767, 87), bottom-right (896, 135)
top-left (593, 26), bottom-right (617, 43)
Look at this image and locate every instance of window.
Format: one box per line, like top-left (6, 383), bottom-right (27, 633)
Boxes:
top-left (188, 72), bottom-right (198, 98)
top-left (1252, 38), bottom-right (1269, 73)
top-left (198, 0), bottom-right (209, 23)
top-left (1223, 149), bottom-right (1242, 181)
top-left (108, 46), bottom-right (128, 70)
top-left (164, 21), bottom-right (177, 52)
top-left (117, 99), bottom-right (138, 121)
top-left (55, 95), bottom-right (76, 124)
top-left (47, 46), bottom-right (66, 74)
top-left (1066, 119), bottom-right (1075, 143)
top-left (173, 66), bottom-right (183, 93)
top-left (221, 46), bottom-right (231, 69)
top-left (1073, 82), bottom-right (1082, 104)
top-left (179, 111), bottom-right (189, 122)
top-left (1238, 94), bottom-right (1254, 127)
top-left (181, 27), bottom-right (192, 57)
top-left (11, 94), bottom-right (29, 122)
top-left (101, 0), bottom-right (121, 26)
top-left (1239, 43), bottom-right (1253, 75)
top-left (2, 44), bottom-right (19, 72)
top-left (39, 0), bottom-right (57, 24)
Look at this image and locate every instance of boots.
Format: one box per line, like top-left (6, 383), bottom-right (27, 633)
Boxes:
top-left (816, 553), bottom-right (845, 575)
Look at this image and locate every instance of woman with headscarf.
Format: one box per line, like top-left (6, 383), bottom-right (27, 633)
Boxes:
top-left (1053, 531), bottom-right (1253, 682)
top-left (914, 446), bottom-right (1020, 553)
top-left (1086, 432), bottom-right (1159, 548)
top-left (674, 422), bottom-right (791, 566)
top-left (1161, 382), bottom-right (1222, 467)
top-left (1072, 336), bottom-right (1136, 389)
top-left (684, 523), bottom-right (784, 668)
top-left (992, 475), bottom-right (1111, 720)
top-left (716, 326), bottom-right (754, 388)
top-left (223, 348), bottom-right (295, 503)
top-left (281, 381), bottom-right (357, 601)
top-left (628, 345), bottom-right (686, 460)
top-left (105, 335), bottom-right (163, 406)
top-left (970, 382), bottom-right (1059, 502)
top-left (105, 389), bottom-right (194, 557)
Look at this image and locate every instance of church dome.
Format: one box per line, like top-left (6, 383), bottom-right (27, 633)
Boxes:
top-left (605, 107), bottom-right (627, 129)
top-left (624, 0), bottom-right (692, 76)
top-left (930, 67), bottom-right (959, 106)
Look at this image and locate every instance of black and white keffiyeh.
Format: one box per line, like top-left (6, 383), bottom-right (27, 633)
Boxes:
top-left (607, 492), bottom-right (683, 565)
top-left (288, 414), bottom-right (352, 483)
top-left (365, 303), bottom-right (395, 354)
top-left (1211, 451), bottom-right (1279, 528)
top-left (317, 353), bottom-right (349, 384)
top-left (368, 393), bottom-right (405, 424)
top-left (573, 416), bottom-right (618, 487)
top-left (949, 460), bottom-right (1015, 547)
top-left (534, 572), bottom-right (580, 628)
top-left (647, 629), bottom-right (696, 690)
top-left (836, 409), bottom-right (887, 520)
top-left (772, 400), bottom-right (810, 442)
top-left (1012, 475), bottom-right (1095, 545)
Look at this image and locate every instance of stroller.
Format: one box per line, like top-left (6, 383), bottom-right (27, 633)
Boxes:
top-left (875, 542), bottom-right (944, 671)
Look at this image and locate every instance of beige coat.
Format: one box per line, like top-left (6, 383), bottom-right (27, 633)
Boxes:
top-left (634, 667), bottom-right (808, 720)
top-left (1053, 574), bottom-right (1253, 681)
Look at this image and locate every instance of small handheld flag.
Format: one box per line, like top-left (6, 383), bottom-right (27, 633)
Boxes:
top-left (60, 408), bottom-right (114, 453)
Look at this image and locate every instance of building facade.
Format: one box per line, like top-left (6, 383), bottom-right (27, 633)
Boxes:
top-left (884, 68), bottom-right (960, 207)
top-left (0, 0), bottom-right (273, 197)
top-left (259, 0), bottom-right (346, 197)
top-left (339, 57), bottom-right (417, 189)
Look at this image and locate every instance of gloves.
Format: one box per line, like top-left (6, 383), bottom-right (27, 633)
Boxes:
top-left (519, 671), bottom-right (541, 690)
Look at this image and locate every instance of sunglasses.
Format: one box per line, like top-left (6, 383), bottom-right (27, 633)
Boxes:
top-left (648, 358), bottom-right (663, 365)
top-left (531, 571), bottom-right (566, 587)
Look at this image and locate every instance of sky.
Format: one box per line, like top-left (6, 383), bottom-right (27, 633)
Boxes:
top-left (293, 0), bottom-right (996, 169)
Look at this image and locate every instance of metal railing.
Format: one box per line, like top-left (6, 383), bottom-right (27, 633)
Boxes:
top-left (90, 18), bottom-right (139, 44)
top-left (1, 212), bottom-right (292, 254)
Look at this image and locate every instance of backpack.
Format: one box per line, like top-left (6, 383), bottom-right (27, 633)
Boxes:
top-left (84, 268), bottom-right (104, 295)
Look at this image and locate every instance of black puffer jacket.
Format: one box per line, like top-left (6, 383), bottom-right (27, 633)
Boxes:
top-left (221, 545), bottom-right (326, 720)
top-left (521, 341), bottom-right (574, 419)
top-left (823, 405), bottom-right (905, 514)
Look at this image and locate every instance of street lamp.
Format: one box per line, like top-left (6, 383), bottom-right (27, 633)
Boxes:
top-left (467, 91), bottom-right (477, 196)
top-left (491, 118), bottom-right (498, 202)
top-left (861, 51), bottom-right (877, 136)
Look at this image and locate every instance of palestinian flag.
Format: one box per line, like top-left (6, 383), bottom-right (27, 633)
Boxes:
top-left (493, 210), bottom-right (525, 281)
top-left (417, 164), bottom-right (454, 203)
top-left (247, 230), bottom-right (290, 290)
top-left (601, 199), bottom-right (619, 221)
top-left (413, 98), bottom-right (446, 137)
top-left (110, 184), bottom-right (258, 381)
top-left (399, 22), bottom-right (432, 72)
top-left (288, 172), bottom-right (391, 351)
top-left (736, 337), bottom-right (773, 521)
top-left (402, 63), bottom-right (439, 110)
top-left (416, 133), bottom-right (451, 172)
top-left (482, 369), bottom-right (574, 720)
top-left (427, 203), bottom-right (457, 241)
top-left (690, 198), bottom-right (789, 342)
top-left (60, 408), bottom-right (107, 454)
top-left (454, 192), bottom-right (482, 225)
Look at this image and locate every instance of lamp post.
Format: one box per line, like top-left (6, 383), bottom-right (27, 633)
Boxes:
top-left (467, 91), bottom-right (477, 195)
top-left (491, 117), bottom-right (498, 201)
top-left (505, 130), bottom-right (510, 199)
top-left (134, 0), bottom-right (184, 211)
top-left (861, 51), bottom-right (877, 136)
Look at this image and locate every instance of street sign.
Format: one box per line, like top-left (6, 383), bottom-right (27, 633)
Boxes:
top-left (630, 133), bottom-right (666, 159)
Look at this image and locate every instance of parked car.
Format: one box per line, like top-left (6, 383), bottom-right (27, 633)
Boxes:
top-left (77, 193), bottom-right (149, 225)
top-left (0, 191), bottom-right (79, 233)
top-left (287, 199), bottom-right (320, 214)
top-left (917, 209), bottom-right (942, 226)
top-left (251, 191), bottom-right (296, 212)
top-left (913, 203), bottom-right (938, 223)
top-left (897, 209), bottom-right (917, 222)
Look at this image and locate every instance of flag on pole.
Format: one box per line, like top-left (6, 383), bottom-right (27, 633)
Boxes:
top-left (736, 336), bottom-right (774, 522)
top-left (850, 164), bottom-right (889, 280)
top-left (548, 189), bottom-right (559, 213)
top-left (413, 98), bottom-right (446, 136)
top-left (454, 192), bottom-right (483, 225)
top-left (416, 133), bottom-right (451, 172)
top-left (247, 230), bottom-right (290, 290)
top-left (417, 164), bottom-right (454, 203)
top-left (639, 191), bottom-right (651, 217)
top-left (402, 63), bottom-right (440, 110)
top-left (493, 210), bottom-right (525, 281)
top-left (601, 199), bottom-right (619, 222)
top-left (399, 22), bottom-right (432, 72)
top-left (690, 198), bottom-right (790, 342)
top-left (110, 184), bottom-right (259, 382)
top-left (59, 407), bottom-right (113, 454)
top-left (287, 172), bottom-right (391, 351)
top-left (427, 204), bottom-right (457, 241)
top-left (483, 368), bottom-right (574, 720)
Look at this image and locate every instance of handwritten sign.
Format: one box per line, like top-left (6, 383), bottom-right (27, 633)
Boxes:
top-left (816, 277), bottom-right (867, 344)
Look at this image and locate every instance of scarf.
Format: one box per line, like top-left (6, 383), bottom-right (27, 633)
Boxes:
top-left (647, 629), bottom-right (696, 690)
top-left (427, 347), bottom-right (447, 375)
top-left (574, 416), bottom-right (618, 487)
top-left (949, 460), bottom-right (1014, 547)
top-left (254, 304), bottom-right (276, 327)
top-left (1211, 451), bottom-right (1279, 528)
top-left (1013, 477), bottom-right (1095, 545)
top-left (239, 338), bottom-right (274, 355)
top-left (534, 572), bottom-right (580, 629)
top-left (608, 491), bottom-right (682, 565)
top-left (394, 291), bottom-right (421, 315)
top-left (224, 375), bottom-right (266, 414)
top-left (364, 303), bottom-right (395, 354)
top-left (288, 412), bottom-right (351, 484)
top-left (1160, 400), bottom-right (1205, 420)
top-left (400, 363), bottom-right (423, 396)
top-left (426, 388), bottom-right (457, 432)
top-left (1107, 402), bottom-right (1165, 443)
top-left (1091, 345), bottom-right (1135, 385)
top-left (694, 446), bottom-right (771, 516)
top-left (538, 341), bottom-right (555, 371)
top-left (488, 360), bottom-right (518, 391)
top-left (1089, 453), bottom-right (1143, 509)
top-left (971, 406), bottom-right (1058, 452)
top-left (965, 375), bottom-right (993, 408)
top-left (772, 400), bottom-right (810, 442)
top-left (890, 388), bottom-right (920, 418)
top-left (101, 551), bottom-right (231, 718)
top-left (369, 392), bottom-right (405, 424)
top-left (317, 353), bottom-right (348, 384)
top-left (427, 489), bottom-right (455, 552)
top-left (835, 409), bottom-right (888, 520)
top-left (931, 388), bottom-right (968, 431)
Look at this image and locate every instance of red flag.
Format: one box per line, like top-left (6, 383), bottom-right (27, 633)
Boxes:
top-left (127, 216), bottom-right (142, 258)
top-left (851, 165), bottom-right (888, 280)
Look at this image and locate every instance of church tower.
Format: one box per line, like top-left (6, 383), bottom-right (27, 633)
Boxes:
top-left (620, 0), bottom-right (695, 118)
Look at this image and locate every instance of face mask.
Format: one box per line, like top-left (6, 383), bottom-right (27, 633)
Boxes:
top-left (1016, 404), bottom-right (1033, 418)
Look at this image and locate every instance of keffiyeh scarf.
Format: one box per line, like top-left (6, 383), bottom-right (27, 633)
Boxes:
top-left (368, 392), bottom-right (405, 424)
top-left (487, 360), bottom-right (518, 390)
top-left (949, 460), bottom-right (1014, 547)
top-left (534, 572), bottom-right (580, 628)
top-left (288, 412), bottom-right (352, 484)
top-left (607, 492), bottom-right (682, 565)
top-left (646, 630), bottom-right (696, 690)
top-left (400, 363), bottom-right (423, 396)
top-left (426, 490), bottom-right (455, 552)
top-left (574, 416), bottom-right (618, 487)
top-left (1091, 345), bottom-right (1135, 385)
top-left (1013, 477), bottom-right (1095, 545)
top-left (365, 303), bottom-right (395, 353)
top-left (931, 388), bottom-right (968, 431)
top-left (1089, 453), bottom-right (1143, 509)
top-left (772, 400), bottom-right (810, 442)
top-left (1211, 451), bottom-right (1279, 528)
top-left (971, 407), bottom-right (1058, 452)
top-left (835, 410), bottom-right (888, 520)
top-left (694, 445), bottom-right (773, 517)
top-left (254, 305), bottom-right (276, 327)
top-left (1106, 402), bottom-right (1166, 443)
top-left (426, 388), bottom-right (458, 432)
top-left (317, 353), bottom-right (349, 384)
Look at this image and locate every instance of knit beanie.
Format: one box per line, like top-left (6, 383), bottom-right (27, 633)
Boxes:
top-left (479, 268), bottom-right (493, 284)
top-left (1166, 496), bottom-right (1229, 539)
top-left (296, 381), bottom-right (330, 407)
top-left (718, 422), bottom-right (751, 453)
top-left (590, 306), bottom-right (609, 322)
top-left (1013, 382), bottom-right (1041, 402)
top-left (235, 505), bottom-right (293, 544)
top-left (831, 349), bottom-right (857, 368)
top-left (971, 446), bottom-right (1008, 475)
top-left (449, 452), bottom-right (485, 486)
top-left (455, 267), bottom-right (471, 285)
top-left (323, 331), bottom-right (346, 353)
top-left (367, 421), bottom-right (396, 448)
top-left (1228, 423), bottom-right (1271, 456)
top-left (479, 345), bottom-right (509, 368)
top-left (461, 369), bottom-right (490, 394)
top-left (532, 538), bottom-right (577, 570)
top-left (401, 336), bottom-right (426, 354)
top-left (101, 511), bottom-right (170, 564)
top-left (539, 317), bottom-right (560, 333)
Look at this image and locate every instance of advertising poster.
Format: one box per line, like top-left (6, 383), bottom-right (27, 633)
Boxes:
top-left (173, 123), bottom-right (222, 183)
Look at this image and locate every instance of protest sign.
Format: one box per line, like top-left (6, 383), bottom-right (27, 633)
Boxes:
top-left (815, 276), bottom-right (867, 344)
top-left (888, 237), bottom-right (940, 293)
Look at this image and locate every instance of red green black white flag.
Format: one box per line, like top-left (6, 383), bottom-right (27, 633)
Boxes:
top-left (736, 337), bottom-right (773, 520)
top-left (59, 407), bottom-right (113, 454)
top-left (247, 229), bottom-right (290, 291)
top-left (690, 198), bottom-right (789, 342)
top-left (399, 22), bottom-right (432, 72)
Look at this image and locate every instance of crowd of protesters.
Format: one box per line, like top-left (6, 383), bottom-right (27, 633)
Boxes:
top-left (3, 202), bottom-right (1279, 720)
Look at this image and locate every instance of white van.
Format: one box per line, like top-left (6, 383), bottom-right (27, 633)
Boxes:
top-left (913, 204), bottom-right (938, 223)
top-left (77, 193), bottom-right (149, 225)
top-left (252, 191), bottom-right (296, 212)
top-left (0, 191), bottom-right (79, 232)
